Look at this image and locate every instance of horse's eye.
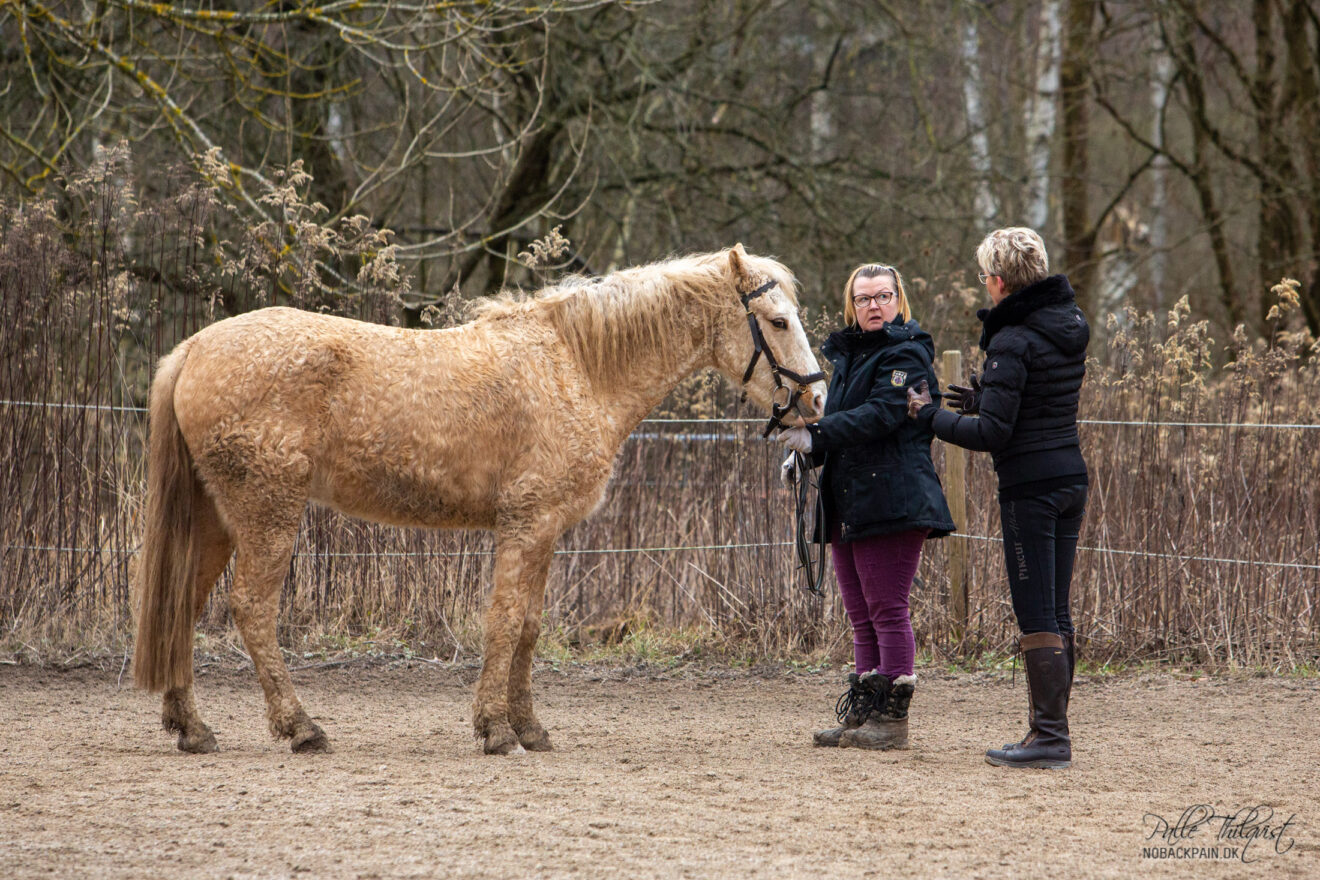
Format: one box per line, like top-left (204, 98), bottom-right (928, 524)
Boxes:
top-left (771, 318), bottom-right (789, 330)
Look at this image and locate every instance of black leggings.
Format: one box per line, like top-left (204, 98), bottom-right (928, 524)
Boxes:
top-left (998, 483), bottom-right (1087, 636)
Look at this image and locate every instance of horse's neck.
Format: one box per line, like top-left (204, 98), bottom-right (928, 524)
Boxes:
top-left (588, 310), bottom-right (716, 447)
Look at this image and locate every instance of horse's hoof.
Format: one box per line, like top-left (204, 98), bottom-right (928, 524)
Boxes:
top-left (177, 727), bottom-right (219, 754)
top-left (517, 726), bottom-right (553, 752)
top-left (481, 725), bottom-right (525, 755)
top-left (482, 739), bottom-right (526, 756)
top-left (291, 722), bottom-right (331, 754)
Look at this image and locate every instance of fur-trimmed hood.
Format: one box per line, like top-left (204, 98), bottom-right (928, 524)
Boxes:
top-left (977, 274), bottom-right (1087, 354)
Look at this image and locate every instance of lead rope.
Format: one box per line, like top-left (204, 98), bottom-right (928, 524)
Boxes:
top-left (792, 450), bottom-right (827, 596)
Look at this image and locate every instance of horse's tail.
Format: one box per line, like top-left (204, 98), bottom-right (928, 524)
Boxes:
top-left (133, 342), bottom-right (199, 693)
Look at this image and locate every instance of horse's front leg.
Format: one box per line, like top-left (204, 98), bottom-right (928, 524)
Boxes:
top-left (507, 566), bottom-right (552, 752)
top-left (474, 533), bottom-right (555, 755)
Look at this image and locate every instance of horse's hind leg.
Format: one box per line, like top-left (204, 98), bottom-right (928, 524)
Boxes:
top-left (228, 509), bottom-right (329, 753)
top-left (163, 485), bottom-right (233, 754)
top-left (474, 533), bottom-right (555, 755)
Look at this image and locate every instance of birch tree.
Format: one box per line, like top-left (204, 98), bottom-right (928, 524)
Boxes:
top-left (1147, 40), bottom-right (1174, 310)
top-left (1023, 0), bottom-right (1061, 230)
top-left (961, 1), bottom-right (998, 228)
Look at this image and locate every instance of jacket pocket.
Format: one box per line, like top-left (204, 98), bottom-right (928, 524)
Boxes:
top-left (841, 466), bottom-right (911, 528)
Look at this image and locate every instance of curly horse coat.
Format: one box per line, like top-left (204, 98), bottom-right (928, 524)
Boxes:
top-left (132, 246), bottom-right (825, 755)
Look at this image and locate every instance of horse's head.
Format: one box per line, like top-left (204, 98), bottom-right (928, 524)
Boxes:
top-left (714, 245), bottom-right (827, 424)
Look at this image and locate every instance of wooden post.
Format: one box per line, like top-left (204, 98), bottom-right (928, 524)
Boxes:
top-left (941, 350), bottom-right (969, 640)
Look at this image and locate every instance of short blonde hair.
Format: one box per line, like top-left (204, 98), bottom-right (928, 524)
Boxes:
top-left (842, 263), bottom-right (913, 328)
top-left (976, 227), bottom-right (1049, 295)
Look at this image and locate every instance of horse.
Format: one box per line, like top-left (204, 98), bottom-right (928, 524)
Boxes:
top-left (132, 245), bottom-right (826, 755)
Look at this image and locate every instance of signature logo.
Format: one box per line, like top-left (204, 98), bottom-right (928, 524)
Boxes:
top-left (1142, 805), bottom-right (1297, 863)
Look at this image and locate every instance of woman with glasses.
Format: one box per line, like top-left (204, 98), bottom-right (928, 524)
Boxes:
top-left (777, 263), bottom-right (954, 750)
top-left (906, 227), bottom-right (1089, 769)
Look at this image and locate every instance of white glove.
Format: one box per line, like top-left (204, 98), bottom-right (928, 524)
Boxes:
top-left (779, 451), bottom-right (799, 488)
top-left (777, 425), bottom-right (812, 455)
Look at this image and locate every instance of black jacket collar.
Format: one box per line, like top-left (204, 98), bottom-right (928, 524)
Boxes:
top-left (822, 319), bottom-right (923, 366)
top-left (977, 274), bottom-right (1076, 350)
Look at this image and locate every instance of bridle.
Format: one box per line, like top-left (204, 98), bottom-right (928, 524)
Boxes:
top-left (738, 278), bottom-right (826, 438)
top-left (735, 277), bottom-right (829, 596)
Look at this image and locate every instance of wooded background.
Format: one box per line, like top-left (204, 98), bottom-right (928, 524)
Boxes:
top-left (4, 0), bottom-right (1319, 335)
top-left (3, 1), bottom-right (1318, 668)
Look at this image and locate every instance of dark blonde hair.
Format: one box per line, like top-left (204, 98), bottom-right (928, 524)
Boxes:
top-left (843, 263), bottom-right (913, 328)
top-left (976, 227), bottom-right (1049, 294)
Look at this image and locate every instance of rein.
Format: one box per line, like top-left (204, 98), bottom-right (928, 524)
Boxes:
top-left (791, 449), bottom-right (828, 596)
top-left (738, 279), bottom-right (826, 438)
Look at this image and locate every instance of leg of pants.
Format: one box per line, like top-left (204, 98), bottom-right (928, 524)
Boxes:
top-left (1053, 496), bottom-right (1085, 637)
top-left (831, 527), bottom-right (926, 677)
top-left (831, 530), bottom-right (879, 675)
top-left (998, 484), bottom-right (1088, 636)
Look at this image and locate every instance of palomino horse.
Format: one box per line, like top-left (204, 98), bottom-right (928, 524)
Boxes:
top-left (133, 245), bottom-right (826, 755)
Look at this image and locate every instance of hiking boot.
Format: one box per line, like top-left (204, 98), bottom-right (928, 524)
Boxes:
top-left (839, 673), bottom-right (913, 751)
top-left (986, 633), bottom-right (1071, 769)
top-left (813, 672), bottom-right (874, 747)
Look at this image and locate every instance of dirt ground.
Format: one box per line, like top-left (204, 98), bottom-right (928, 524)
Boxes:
top-left (1, 661), bottom-right (1316, 880)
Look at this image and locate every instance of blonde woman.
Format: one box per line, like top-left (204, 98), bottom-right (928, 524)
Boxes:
top-left (779, 263), bottom-right (954, 750)
top-left (908, 228), bottom-right (1089, 769)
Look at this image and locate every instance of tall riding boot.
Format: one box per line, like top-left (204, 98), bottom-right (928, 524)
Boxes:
top-left (839, 673), bottom-right (913, 750)
top-left (985, 633), bottom-right (1071, 769)
top-left (813, 672), bottom-right (874, 747)
top-left (1063, 631), bottom-right (1076, 713)
top-left (1001, 630), bottom-right (1076, 749)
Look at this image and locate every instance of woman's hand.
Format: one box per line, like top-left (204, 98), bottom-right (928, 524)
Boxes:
top-left (905, 379), bottom-right (932, 419)
top-left (777, 426), bottom-right (812, 454)
top-left (946, 372), bottom-right (981, 414)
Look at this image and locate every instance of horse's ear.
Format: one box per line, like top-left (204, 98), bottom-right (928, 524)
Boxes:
top-left (728, 243), bottom-right (750, 284)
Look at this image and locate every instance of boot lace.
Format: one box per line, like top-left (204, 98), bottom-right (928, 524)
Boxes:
top-left (834, 675), bottom-right (887, 722)
top-left (834, 681), bottom-right (871, 723)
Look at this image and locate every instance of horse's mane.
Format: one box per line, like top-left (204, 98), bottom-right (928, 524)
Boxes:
top-left (473, 250), bottom-right (799, 387)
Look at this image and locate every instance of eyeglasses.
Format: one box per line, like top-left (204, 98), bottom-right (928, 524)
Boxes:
top-left (852, 292), bottom-right (896, 309)
top-left (977, 273), bottom-right (997, 284)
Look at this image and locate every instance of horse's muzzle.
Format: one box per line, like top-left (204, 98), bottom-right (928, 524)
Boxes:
top-left (796, 388), bottom-right (826, 422)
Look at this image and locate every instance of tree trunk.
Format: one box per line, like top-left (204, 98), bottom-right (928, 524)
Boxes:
top-left (1148, 38), bottom-right (1173, 310)
top-left (1252, 0), bottom-right (1302, 330)
top-left (1173, 18), bottom-right (1243, 328)
top-left (961, 5), bottom-right (998, 227)
top-left (1281, 0), bottom-right (1320, 333)
top-left (1024, 0), bottom-right (1062, 231)
top-left (1059, 0), bottom-right (1097, 311)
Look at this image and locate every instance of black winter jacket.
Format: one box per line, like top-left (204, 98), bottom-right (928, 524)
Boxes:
top-left (806, 320), bottom-right (955, 543)
top-left (918, 274), bottom-right (1089, 499)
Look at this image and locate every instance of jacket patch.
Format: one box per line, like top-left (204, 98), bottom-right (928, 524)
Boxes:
top-left (891, 370), bottom-right (907, 386)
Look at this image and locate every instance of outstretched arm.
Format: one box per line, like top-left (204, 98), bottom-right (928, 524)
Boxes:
top-left (914, 349), bottom-right (1026, 452)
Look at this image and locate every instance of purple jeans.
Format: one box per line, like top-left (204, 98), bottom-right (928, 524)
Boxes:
top-left (830, 527), bottom-right (927, 678)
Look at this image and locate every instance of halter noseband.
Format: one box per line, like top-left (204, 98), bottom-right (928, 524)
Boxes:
top-left (739, 278), bottom-right (826, 438)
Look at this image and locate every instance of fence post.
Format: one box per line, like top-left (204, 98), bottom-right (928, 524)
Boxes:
top-left (941, 350), bottom-right (969, 641)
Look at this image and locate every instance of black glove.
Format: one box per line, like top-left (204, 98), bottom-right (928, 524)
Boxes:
top-left (946, 372), bottom-right (982, 415)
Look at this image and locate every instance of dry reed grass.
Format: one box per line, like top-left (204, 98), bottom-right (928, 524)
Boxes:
top-left (2, 151), bottom-right (1317, 671)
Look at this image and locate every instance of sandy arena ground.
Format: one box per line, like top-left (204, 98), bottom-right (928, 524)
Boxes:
top-left (1, 661), bottom-right (1316, 879)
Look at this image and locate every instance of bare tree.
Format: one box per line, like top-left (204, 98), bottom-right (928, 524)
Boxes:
top-left (1024, 0), bottom-right (1061, 230)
